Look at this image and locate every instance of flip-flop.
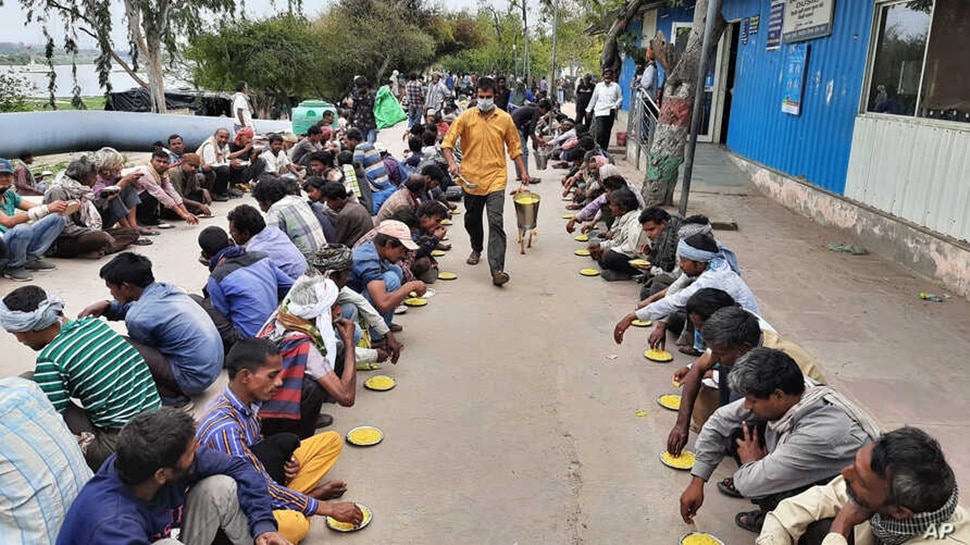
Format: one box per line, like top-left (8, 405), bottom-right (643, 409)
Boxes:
top-left (133, 238), bottom-right (154, 246)
top-left (139, 229), bottom-right (160, 236)
top-left (157, 223), bottom-right (175, 229)
top-left (735, 510), bottom-right (765, 533)
top-left (717, 478), bottom-right (744, 498)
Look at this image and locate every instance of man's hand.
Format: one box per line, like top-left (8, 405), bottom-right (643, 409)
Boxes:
top-left (79, 300), bottom-right (111, 318)
top-left (198, 204), bottom-right (212, 216)
top-left (667, 424), bottom-right (690, 457)
top-left (230, 159), bottom-right (242, 169)
top-left (255, 532), bottom-right (292, 545)
top-left (736, 421), bottom-right (768, 464)
top-left (406, 281), bottom-right (427, 297)
top-left (672, 366), bottom-right (690, 386)
top-left (521, 172), bottom-right (531, 185)
top-left (283, 456), bottom-right (300, 483)
top-left (447, 162), bottom-right (461, 177)
top-left (581, 222), bottom-right (595, 234)
top-left (334, 318), bottom-right (356, 343)
top-left (183, 212), bottom-right (200, 225)
top-left (47, 200), bottom-right (68, 214)
top-left (433, 226), bottom-right (447, 239)
top-left (648, 323), bottom-right (667, 349)
top-left (565, 218), bottom-right (577, 234)
top-left (201, 188), bottom-right (213, 205)
top-left (680, 477), bottom-right (706, 524)
top-left (613, 313), bottom-right (636, 345)
top-left (327, 502), bottom-right (364, 525)
top-left (384, 332), bottom-right (403, 364)
top-left (830, 497), bottom-right (874, 538)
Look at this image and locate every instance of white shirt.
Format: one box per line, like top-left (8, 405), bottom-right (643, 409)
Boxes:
top-left (261, 149), bottom-right (291, 175)
top-left (586, 81), bottom-right (624, 117)
top-left (233, 93), bottom-right (254, 128)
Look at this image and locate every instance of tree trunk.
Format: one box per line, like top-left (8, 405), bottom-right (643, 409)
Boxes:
top-left (600, 0), bottom-right (646, 74)
top-left (641, 0), bottom-right (725, 207)
top-left (145, 36), bottom-right (167, 114)
top-left (125, 0), bottom-right (167, 113)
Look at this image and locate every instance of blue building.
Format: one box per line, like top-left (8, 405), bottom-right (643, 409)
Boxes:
top-left (621, 0), bottom-right (970, 296)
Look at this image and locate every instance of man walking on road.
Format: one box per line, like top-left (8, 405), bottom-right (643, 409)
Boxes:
top-left (586, 69), bottom-right (623, 151)
top-left (442, 76), bottom-right (531, 287)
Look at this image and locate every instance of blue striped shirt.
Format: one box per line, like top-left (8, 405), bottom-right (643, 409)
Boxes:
top-left (196, 388), bottom-right (319, 516)
top-left (0, 378), bottom-right (92, 545)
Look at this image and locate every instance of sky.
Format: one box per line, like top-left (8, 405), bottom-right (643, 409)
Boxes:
top-left (0, 0), bottom-right (510, 47)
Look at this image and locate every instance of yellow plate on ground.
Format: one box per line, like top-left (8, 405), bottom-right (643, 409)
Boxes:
top-left (441, 219), bottom-right (453, 225)
top-left (326, 503), bottom-right (373, 532)
top-left (403, 298), bottom-right (427, 307)
top-left (574, 234), bottom-right (589, 242)
top-left (450, 209), bottom-right (461, 215)
top-left (431, 250), bottom-right (446, 257)
top-left (660, 450), bottom-right (695, 470)
top-left (364, 375), bottom-right (396, 391)
top-left (631, 319), bottom-right (652, 327)
top-left (644, 349), bottom-right (674, 362)
top-left (442, 235), bottom-right (450, 240)
top-left (438, 271), bottom-right (458, 280)
top-left (562, 214), bottom-right (575, 219)
top-left (561, 197), bottom-right (573, 201)
top-left (680, 532), bottom-right (725, 545)
top-left (346, 426), bottom-right (384, 446)
top-left (628, 258), bottom-right (651, 267)
top-left (657, 394), bottom-right (682, 411)
top-left (574, 249), bottom-right (591, 257)
top-left (579, 268), bottom-right (600, 277)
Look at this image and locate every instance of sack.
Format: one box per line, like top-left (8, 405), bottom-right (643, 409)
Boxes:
top-left (562, 136), bottom-right (579, 150)
top-left (375, 85), bottom-right (407, 129)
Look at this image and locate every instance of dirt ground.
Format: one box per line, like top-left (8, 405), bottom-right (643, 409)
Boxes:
top-left (2, 118), bottom-right (969, 545)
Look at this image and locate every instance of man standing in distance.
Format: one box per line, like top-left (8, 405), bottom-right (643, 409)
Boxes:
top-left (586, 69), bottom-right (623, 151)
top-left (442, 77), bottom-right (531, 287)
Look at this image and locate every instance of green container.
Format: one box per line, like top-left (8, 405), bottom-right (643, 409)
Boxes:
top-left (292, 100), bottom-right (337, 135)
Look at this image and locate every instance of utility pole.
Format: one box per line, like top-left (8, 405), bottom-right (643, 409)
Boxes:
top-left (549, 0), bottom-right (560, 100)
top-left (520, 0), bottom-right (530, 81)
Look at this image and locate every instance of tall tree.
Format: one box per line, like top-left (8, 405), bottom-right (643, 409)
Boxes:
top-left (642, 0), bottom-right (725, 206)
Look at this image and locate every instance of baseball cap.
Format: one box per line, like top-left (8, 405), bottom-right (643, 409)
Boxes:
top-left (376, 220), bottom-right (419, 250)
top-left (0, 158), bottom-right (13, 174)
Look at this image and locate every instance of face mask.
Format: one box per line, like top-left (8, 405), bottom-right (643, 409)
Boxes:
top-left (478, 98), bottom-right (495, 112)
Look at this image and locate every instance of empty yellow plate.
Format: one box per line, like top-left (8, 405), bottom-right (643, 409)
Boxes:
top-left (574, 234), bottom-right (589, 242)
top-left (438, 272), bottom-right (458, 280)
top-left (628, 258), bottom-right (651, 267)
top-left (431, 250), bottom-right (446, 257)
top-left (441, 219), bottom-right (453, 225)
top-left (326, 503), bottom-right (373, 532)
top-left (660, 450), bottom-right (695, 470)
top-left (450, 209), bottom-right (461, 215)
top-left (657, 394), bottom-right (682, 411)
top-left (403, 298), bottom-right (427, 307)
top-left (680, 532), bottom-right (725, 545)
top-left (644, 349), bottom-right (674, 362)
top-left (562, 214), bottom-right (575, 219)
top-left (364, 375), bottom-right (396, 391)
top-left (561, 197), bottom-right (573, 201)
top-left (631, 319), bottom-right (652, 327)
top-left (579, 268), bottom-right (600, 277)
top-left (574, 249), bottom-right (591, 257)
top-left (346, 426), bottom-right (384, 446)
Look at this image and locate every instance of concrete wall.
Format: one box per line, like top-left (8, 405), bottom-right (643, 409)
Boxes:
top-left (728, 152), bottom-right (970, 297)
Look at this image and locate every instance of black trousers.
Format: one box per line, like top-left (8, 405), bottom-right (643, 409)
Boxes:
top-left (594, 113), bottom-right (615, 151)
top-left (598, 249), bottom-right (638, 275)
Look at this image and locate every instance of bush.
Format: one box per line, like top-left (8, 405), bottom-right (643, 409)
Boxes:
top-left (0, 71), bottom-right (34, 112)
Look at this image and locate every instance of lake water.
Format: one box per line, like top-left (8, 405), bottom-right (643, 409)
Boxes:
top-left (0, 64), bottom-right (189, 98)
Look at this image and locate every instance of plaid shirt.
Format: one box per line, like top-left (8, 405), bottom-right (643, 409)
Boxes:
top-left (406, 80), bottom-right (424, 111)
top-left (265, 195), bottom-right (327, 260)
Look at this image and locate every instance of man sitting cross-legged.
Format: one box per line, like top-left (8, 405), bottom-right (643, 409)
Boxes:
top-left (227, 204), bottom-right (307, 281)
top-left (757, 426), bottom-right (968, 545)
top-left (197, 339), bottom-right (363, 544)
top-left (80, 252), bottom-right (224, 409)
top-left (680, 348), bottom-right (880, 534)
top-left (57, 408), bottom-right (289, 545)
top-left (0, 285), bottom-right (160, 471)
top-left (195, 226), bottom-right (294, 351)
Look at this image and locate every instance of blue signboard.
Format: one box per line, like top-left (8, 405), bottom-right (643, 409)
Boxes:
top-left (781, 43), bottom-right (809, 116)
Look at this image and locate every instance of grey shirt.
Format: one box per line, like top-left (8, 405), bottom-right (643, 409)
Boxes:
top-left (691, 390), bottom-right (870, 498)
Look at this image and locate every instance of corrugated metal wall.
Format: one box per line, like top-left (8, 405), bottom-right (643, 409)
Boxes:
top-left (846, 117), bottom-right (970, 243)
top-left (619, 19), bottom-right (644, 111)
top-left (723, 0), bottom-right (874, 194)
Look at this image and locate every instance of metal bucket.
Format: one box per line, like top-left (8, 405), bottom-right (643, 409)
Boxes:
top-left (513, 191), bottom-right (541, 230)
top-left (534, 148), bottom-right (551, 170)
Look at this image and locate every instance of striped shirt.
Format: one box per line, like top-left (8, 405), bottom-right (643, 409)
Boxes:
top-left (0, 377), bottom-right (92, 545)
top-left (196, 388), bottom-right (319, 516)
top-left (352, 142), bottom-right (390, 190)
top-left (35, 318), bottom-right (161, 429)
top-left (265, 195), bottom-right (328, 260)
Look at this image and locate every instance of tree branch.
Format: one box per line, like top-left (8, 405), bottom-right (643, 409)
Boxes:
top-left (76, 25), bottom-right (149, 88)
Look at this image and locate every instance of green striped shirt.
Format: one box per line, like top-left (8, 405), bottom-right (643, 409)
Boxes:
top-left (34, 317), bottom-right (161, 429)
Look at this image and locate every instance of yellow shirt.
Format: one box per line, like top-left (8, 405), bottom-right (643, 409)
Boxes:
top-left (441, 107), bottom-right (522, 196)
top-left (758, 475), bottom-right (969, 545)
top-left (763, 330), bottom-right (827, 385)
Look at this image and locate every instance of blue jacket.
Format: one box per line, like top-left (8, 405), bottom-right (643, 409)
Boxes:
top-left (56, 446), bottom-right (277, 545)
top-left (207, 249), bottom-right (293, 338)
top-left (106, 282), bottom-right (223, 395)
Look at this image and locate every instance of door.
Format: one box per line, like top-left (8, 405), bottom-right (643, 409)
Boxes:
top-left (671, 22), bottom-right (731, 143)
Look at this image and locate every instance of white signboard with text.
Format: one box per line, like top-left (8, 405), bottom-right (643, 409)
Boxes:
top-left (782, 0), bottom-right (835, 43)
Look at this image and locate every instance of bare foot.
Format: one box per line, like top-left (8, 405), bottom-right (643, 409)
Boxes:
top-left (310, 480), bottom-right (347, 500)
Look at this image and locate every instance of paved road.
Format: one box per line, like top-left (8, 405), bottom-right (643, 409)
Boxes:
top-left (3, 121), bottom-right (968, 544)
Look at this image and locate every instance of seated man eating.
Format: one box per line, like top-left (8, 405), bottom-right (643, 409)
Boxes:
top-left (680, 348), bottom-right (879, 534)
top-left (349, 220), bottom-right (426, 332)
top-left (757, 426), bottom-right (967, 545)
top-left (197, 338), bottom-right (363, 544)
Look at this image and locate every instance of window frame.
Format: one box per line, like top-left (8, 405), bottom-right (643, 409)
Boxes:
top-left (859, 0), bottom-right (970, 130)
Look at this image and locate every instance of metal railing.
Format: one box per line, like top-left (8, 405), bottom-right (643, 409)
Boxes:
top-left (626, 90), bottom-right (660, 169)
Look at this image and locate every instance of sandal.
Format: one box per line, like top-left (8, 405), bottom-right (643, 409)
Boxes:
top-left (717, 478), bottom-right (744, 498)
top-left (735, 510), bottom-right (766, 533)
top-left (679, 346), bottom-right (703, 357)
top-left (133, 238), bottom-right (154, 246)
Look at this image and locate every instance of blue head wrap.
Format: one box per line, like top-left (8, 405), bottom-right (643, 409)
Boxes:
top-left (0, 292), bottom-right (65, 333)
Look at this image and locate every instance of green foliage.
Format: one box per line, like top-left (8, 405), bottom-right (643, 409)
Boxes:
top-left (0, 72), bottom-right (33, 112)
